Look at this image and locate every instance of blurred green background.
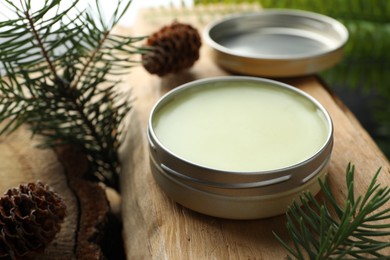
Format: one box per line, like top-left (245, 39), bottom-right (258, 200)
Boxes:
top-left (195, 0), bottom-right (390, 158)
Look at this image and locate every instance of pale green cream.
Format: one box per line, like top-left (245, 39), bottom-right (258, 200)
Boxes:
top-left (152, 81), bottom-right (329, 172)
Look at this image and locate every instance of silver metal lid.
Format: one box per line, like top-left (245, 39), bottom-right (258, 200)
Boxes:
top-left (204, 9), bottom-right (349, 77)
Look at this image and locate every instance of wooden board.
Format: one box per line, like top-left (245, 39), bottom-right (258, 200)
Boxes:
top-left (0, 125), bottom-right (110, 259)
top-left (0, 124), bottom-right (77, 259)
top-left (119, 5), bottom-right (390, 259)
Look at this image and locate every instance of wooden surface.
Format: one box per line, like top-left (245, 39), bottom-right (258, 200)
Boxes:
top-left (0, 124), bottom-right (77, 259)
top-left (0, 127), bottom-right (110, 259)
top-left (120, 5), bottom-right (390, 259)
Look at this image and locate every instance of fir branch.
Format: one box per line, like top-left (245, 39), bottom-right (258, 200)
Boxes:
top-left (0, 0), bottom-right (146, 190)
top-left (274, 164), bottom-right (390, 259)
top-left (23, 0), bottom-right (60, 80)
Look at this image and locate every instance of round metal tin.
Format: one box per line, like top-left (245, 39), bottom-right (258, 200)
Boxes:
top-left (204, 9), bottom-right (349, 77)
top-left (147, 76), bottom-right (333, 219)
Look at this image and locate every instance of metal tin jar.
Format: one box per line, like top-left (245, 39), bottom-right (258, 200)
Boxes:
top-left (147, 76), bottom-right (333, 219)
top-left (204, 9), bottom-right (349, 77)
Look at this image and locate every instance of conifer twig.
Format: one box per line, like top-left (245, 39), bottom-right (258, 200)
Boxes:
top-left (274, 163), bottom-right (390, 259)
top-left (0, 0), bottom-right (146, 191)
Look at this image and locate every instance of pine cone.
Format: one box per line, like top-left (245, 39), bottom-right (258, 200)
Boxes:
top-left (142, 21), bottom-right (201, 76)
top-left (0, 182), bottom-right (66, 259)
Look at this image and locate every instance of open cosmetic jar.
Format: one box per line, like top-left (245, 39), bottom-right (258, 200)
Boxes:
top-left (147, 76), bottom-right (333, 219)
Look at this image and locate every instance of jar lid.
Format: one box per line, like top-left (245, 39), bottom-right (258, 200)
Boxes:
top-left (204, 9), bottom-right (348, 77)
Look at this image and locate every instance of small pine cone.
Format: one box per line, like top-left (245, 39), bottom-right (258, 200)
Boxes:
top-left (0, 182), bottom-right (66, 259)
top-left (142, 21), bottom-right (201, 76)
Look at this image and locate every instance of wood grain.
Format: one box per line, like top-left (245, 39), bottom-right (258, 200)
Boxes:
top-left (0, 124), bottom-right (77, 259)
top-left (0, 126), bottom-right (110, 259)
top-left (120, 5), bottom-right (390, 259)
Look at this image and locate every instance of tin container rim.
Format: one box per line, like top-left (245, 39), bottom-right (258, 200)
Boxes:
top-left (203, 8), bottom-right (349, 60)
top-left (148, 76), bottom-right (333, 176)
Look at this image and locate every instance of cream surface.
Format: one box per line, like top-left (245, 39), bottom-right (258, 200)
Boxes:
top-left (152, 81), bottom-right (329, 172)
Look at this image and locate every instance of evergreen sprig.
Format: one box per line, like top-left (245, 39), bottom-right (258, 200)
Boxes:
top-left (0, 0), bottom-right (146, 191)
top-left (274, 164), bottom-right (390, 259)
